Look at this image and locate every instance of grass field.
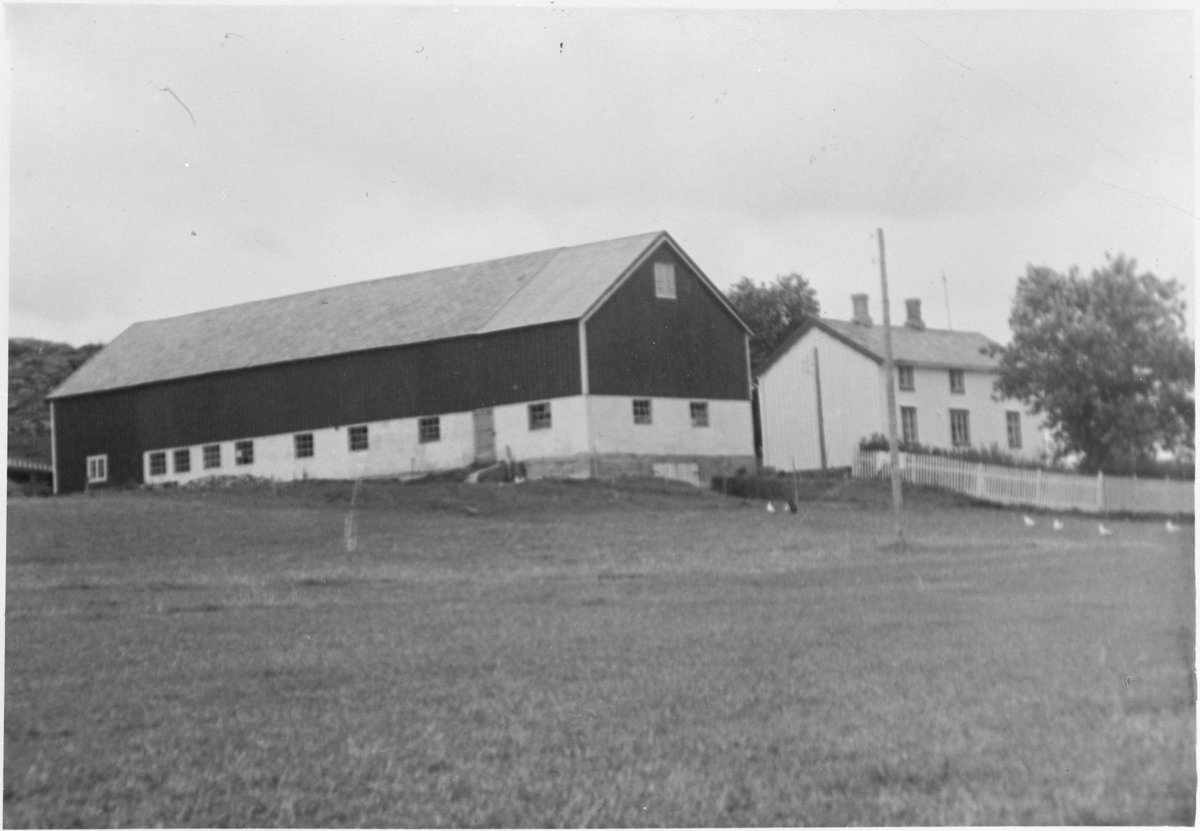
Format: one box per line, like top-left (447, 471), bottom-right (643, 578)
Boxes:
top-left (5, 477), bottom-right (1195, 826)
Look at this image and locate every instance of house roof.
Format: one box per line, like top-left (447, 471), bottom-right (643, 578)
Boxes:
top-left (759, 317), bottom-right (1000, 376)
top-left (52, 230), bottom-right (746, 399)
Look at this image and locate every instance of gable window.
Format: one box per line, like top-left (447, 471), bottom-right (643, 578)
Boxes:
top-left (419, 416), bottom-right (441, 443)
top-left (897, 365), bottom-right (915, 391)
top-left (632, 399), bottom-right (652, 425)
top-left (86, 454), bottom-right (108, 484)
top-left (950, 409), bottom-right (970, 447)
top-left (654, 262), bottom-right (676, 299)
top-left (173, 448), bottom-right (191, 474)
top-left (203, 444), bottom-right (221, 469)
top-left (295, 433), bottom-right (314, 458)
top-left (149, 451), bottom-right (167, 476)
top-left (235, 440), bottom-right (254, 466)
top-left (529, 402), bottom-right (552, 431)
top-left (901, 406), bottom-right (918, 444)
top-left (949, 369), bottom-right (965, 394)
top-left (1006, 411), bottom-right (1022, 450)
top-left (690, 401), bottom-right (709, 428)
top-left (348, 425), bottom-right (369, 452)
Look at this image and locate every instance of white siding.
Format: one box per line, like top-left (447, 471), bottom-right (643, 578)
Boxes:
top-left (587, 396), bottom-right (753, 457)
top-left (760, 328), bottom-right (883, 470)
top-left (762, 329), bottom-right (1049, 471)
top-left (143, 395), bottom-right (594, 485)
top-left (893, 365), bottom-right (1047, 458)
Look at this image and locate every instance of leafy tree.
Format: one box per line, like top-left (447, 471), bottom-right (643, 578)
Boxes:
top-left (991, 256), bottom-right (1194, 474)
top-left (726, 272), bottom-right (820, 374)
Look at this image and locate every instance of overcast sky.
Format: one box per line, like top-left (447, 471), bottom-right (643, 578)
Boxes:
top-left (7, 4), bottom-right (1195, 347)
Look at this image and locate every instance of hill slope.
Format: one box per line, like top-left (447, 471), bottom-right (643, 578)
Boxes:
top-left (8, 338), bottom-right (104, 463)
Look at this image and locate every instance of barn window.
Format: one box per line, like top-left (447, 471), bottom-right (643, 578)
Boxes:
top-left (86, 454), bottom-right (108, 484)
top-left (235, 440), bottom-right (254, 465)
top-left (949, 369), bottom-right (965, 394)
top-left (203, 444), bottom-right (221, 469)
top-left (419, 416), bottom-right (440, 443)
top-left (528, 402), bottom-right (552, 431)
top-left (295, 433), bottom-right (314, 458)
top-left (348, 425), bottom-right (369, 452)
top-left (690, 401), bottom-right (709, 427)
top-left (901, 406), bottom-right (918, 444)
top-left (632, 399), bottom-right (652, 425)
top-left (1006, 411), bottom-right (1022, 449)
top-left (174, 448), bottom-right (191, 473)
top-left (950, 409), bottom-right (970, 447)
top-left (149, 451), bottom-right (167, 476)
top-left (897, 365), bottom-right (914, 391)
top-left (654, 262), bottom-right (676, 299)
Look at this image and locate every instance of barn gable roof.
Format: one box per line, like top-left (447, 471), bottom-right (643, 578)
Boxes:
top-left (759, 317), bottom-right (1000, 376)
top-left (51, 231), bottom-right (745, 399)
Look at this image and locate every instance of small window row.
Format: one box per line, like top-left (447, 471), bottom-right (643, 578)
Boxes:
top-left (895, 365), bottom-right (967, 395)
top-left (630, 399), bottom-right (711, 428)
top-left (899, 408), bottom-right (1020, 450)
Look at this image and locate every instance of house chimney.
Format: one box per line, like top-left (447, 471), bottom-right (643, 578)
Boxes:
top-left (904, 298), bottom-right (925, 330)
top-left (851, 293), bottom-right (872, 326)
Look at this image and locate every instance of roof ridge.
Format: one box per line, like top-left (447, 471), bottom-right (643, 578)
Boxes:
top-left (122, 232), bottom-right (666, 328)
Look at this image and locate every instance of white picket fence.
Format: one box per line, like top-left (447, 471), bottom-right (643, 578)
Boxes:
top-left (853, 449), bottom-right (1194, 516)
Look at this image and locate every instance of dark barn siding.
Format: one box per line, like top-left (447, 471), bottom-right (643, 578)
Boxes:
top-left (53, 322), bottom-right (580, 493)
top-left (587, 244), bottom-right (748, 400)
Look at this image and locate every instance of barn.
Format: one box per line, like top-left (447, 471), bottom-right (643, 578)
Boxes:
top-left (48, 231), bottom-right (756, 494)
top-left (758, 293), bottom-right (1047, 471)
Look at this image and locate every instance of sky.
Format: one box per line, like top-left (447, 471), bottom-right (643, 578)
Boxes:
top-left (6, 3), bottom-right (1195, 348)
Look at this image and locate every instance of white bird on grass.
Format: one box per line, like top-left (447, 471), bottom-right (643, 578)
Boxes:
top-left (1052, 519), bottom-right (1064, 531)
top-left (1098, 523), bottom-right (1114, 537)
top-left (1166, 519), bottom-right (1180, 533)
top-left (1023, 515), bottom-right (1036, 527)
top-left (766, 501), bottom-right (776, 513)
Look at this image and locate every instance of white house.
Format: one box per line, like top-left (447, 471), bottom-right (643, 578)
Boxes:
top-left (758, 294), bottom-right (1047, 471)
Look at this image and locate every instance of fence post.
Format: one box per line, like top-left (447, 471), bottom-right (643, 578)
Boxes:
top-left (976, 462), bottom-right (985, 498)
top-left (1097, 470), bottom-right (1105, 513)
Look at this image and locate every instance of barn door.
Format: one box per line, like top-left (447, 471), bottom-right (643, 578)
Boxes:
top-left (473, 408), bottom-right (496, 465)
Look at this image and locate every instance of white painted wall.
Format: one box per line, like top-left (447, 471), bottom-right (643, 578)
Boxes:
top-left (891, 365), bottom-right (1047, 458)
top-left (586, 396), bottom-right (753, 456)
top-left (142, 395), bottom-right (594, 486)
top-left (760, 329), bottom-right (1048, 472)
top-left (759, 328), bottom-right (882, 470)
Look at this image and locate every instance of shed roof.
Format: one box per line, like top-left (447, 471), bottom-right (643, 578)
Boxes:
top-left (52, 230), bottom-right (742, 399)
top-left (760, 317), bottom-right (1000, 376)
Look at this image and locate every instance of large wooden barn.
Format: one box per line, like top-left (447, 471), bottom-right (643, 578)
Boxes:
top-left (48, 231), bottom-right (756, 494)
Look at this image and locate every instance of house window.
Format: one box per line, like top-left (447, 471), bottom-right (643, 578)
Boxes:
top-left (86, 454), bottom-right (108, 484)
top-left (419, 416), bottom-right (440, 443)
top-left (654, 262), bottom-right (676, 299)
top-left (690, 401), bottom-right (709, 427)
top-left (173, 448), bottom-right (191, 474)
top-left (897, 365), bottom-right (914, 391)
top-left (295, 433), bottom-right (314, 458)
top-left (348, 425), bottom-right (369, 452)
top-left (949, 369), bottom-right (965, 394)
top-left (632, 399), bottom-right (652, 425)
top-left (235, 440), bottom-right (254, 466)
top-left (950, 409), bottom-right (971, 447)
top-left (1006, 411), bottom-right (1023, 450)
top-left (203, 444), bottom-right (221, 469)
top-left (901, 406), bottom-right (918, 444)
top-left (149, 451), bottom-right (167, 476)
top-left (529, 402), bottom-right (552, 430)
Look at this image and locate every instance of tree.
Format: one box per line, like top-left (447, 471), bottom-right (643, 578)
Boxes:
top-left (991, 256), bottom-right (1194, 474)
top-left (726, 272), bottom-right (820, 375)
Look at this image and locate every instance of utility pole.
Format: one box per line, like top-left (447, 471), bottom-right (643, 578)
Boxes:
top-left (942, 271), bottom-right (953, 330)
top-left (878, 228), bottom-right (904, 545)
